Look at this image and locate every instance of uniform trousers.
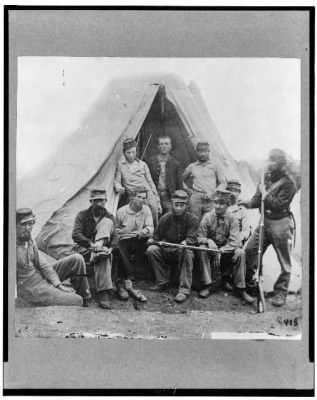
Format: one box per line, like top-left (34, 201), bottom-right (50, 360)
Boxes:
top-left (117, 237), bottom-right (148, 281)
top-left (199, 244), bottom-right (246, 289)
top-left (74, 218), bottom-right (114, 293)
top-left (189, 191), bottom-right (214, 221)
top-left (17, 254), bottom-right (90, 306)
top-left (245, 216), bottom-right (294, 294)
top-left (146, 245), bottom-right (194, 294)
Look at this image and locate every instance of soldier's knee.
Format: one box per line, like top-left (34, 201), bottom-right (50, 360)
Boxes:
top-left (146, 245), bottom-right (159, 256)
top-left (234, 248), bottom-right (244, 257)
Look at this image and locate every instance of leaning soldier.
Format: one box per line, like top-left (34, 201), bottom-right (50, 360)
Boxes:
top-left (146, 135), bottom-right (183, 214)
top-left (72, 189), bottom-right (118, 310)
top-left (146, 190), bottom-right (199, 303)
top-left (238, 149), bottom-right (297, 307)
top-left (183, 142), bottom-right (226, 221)
top-left (115, 186), bottom-right (153, 302)
top-left (114, 138), bottom-right (162, 227)
top-left (197, 189), bottom-right (254, 303)
top-left (16, 208), bottom-right (91, 307)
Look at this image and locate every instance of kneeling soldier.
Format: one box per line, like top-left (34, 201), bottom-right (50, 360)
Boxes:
top-left (16, 208), bottom-right (91, 307)
top-left (146, 190), bottom-right (199, 303)
top-left (197, 189), bottom-right (254, 303)
top-left (116, 186), bottom-right (153, 302)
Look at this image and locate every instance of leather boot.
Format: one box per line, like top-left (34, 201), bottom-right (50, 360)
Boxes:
top-left (98, 290), bottom-right (112, 309)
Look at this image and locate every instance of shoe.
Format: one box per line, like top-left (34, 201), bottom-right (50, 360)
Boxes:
top-left (175, 292), bottom-right (188, 303)
top-left (127, 287), bottom-right (147, 302)
top-left (246, 285), bottom-right (258, 298)
top-left (148, 283), bottom-right (169, 292)
top-left (98, 290), bottom-right (112, 310)
top-left (222, 280), bottom-right (233, 292)
top-left (271, 293), bottom-right (286, 307)
top-left (234, 288), bottom-right (255, 304)
top-left (117, 286), bottom-right (129, 301)
top-left (82, 298), bottom-right (90, 307)
top-left (199, 286), bottom-right (211, 298)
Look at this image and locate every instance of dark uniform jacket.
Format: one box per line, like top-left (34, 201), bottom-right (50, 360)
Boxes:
top-left (72, 206), bottom-right (118, 249)
top-left (247, 173), bottom-right (297, 220)
top-left (146, 155), bottom-right (183, 195)
top-left (153, 211), bottom-right (199, 245)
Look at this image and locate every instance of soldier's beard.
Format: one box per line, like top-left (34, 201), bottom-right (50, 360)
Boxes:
top-left (269, 168), bottom-right (284, 182)
top-left (93, 206), bottom-right (104, 217)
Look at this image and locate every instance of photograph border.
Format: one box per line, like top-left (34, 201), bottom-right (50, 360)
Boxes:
top-left (4, 6), bottom-right (315, 394)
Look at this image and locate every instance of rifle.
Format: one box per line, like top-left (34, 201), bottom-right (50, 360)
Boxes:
top-left (152, 240), bottom-right (220, 254)
top-left (256, 170), bottom-right (266, 313)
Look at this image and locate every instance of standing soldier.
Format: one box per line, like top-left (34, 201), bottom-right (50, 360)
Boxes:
top-left (115, 186), bottom-right (153, 302)
top-left (146, 190), bottom-right (199, 303)
top-left (146, 135), bottom-right (183, 214)
top-left (227, 179), bottom-right (252, 249)
top-left (72, 189), bottom-right (118, 310)
top-left (114, 138), bottom-right (162, 227)
top-left (238, 149), bottom-right (297, 307)
top-left (16, 208), bottom-right (91, 307)
top-left (197, 189), bottom-right (254, 303)
top-left (183, 142), bottom-right (226, 221)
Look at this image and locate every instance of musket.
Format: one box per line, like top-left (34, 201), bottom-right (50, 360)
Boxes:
top-left (256, 169), bottom-right (266, 313)
top-left (152, 240), bottom-right (220, 253)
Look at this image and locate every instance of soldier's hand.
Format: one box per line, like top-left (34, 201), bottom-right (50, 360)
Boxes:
top-left (207, 239), bottom-right (218, 250)
top-left (237, 200), bottom-right (248, 208)
top-left (118, 227), bottom-right (132, 234)
top-left (57, 284), bottom-right (75, 293)
top-left (117, 187), bottom-right (125, 195)
top-left (91, 243), bottom-right (103, 252)
top-left (147, 238), bottom-right (155, 246)
top-left (185, 188), bottom-right (193, 197)
top-left (198, 237), bottom-right (208, 245)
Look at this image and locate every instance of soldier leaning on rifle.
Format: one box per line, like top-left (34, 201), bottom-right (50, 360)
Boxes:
top-left (114, 138), bottom-right (162, 228)
top-left (197, 189), bottom-right (255, 303)
top-left (115, 186), bottom-right (153, 303)
top-left (16, 208), bottom-right (91, 307)
top-left (238, 149), bottom-right (297, 307)
top-left (227, 179), bottom-right (252, 249)
top-left (146, 190), bottom-right (199, 303)
top-left (183, 142), bottom-right (226, 221)
top-left (146, 135), bottom-right (183, 214)
top-left (72, 189), bottom-right (118, 310)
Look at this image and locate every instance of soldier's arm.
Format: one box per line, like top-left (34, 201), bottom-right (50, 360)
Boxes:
top-left (185, 214), bottom-right (199, 245)
top-left (220, 217), bottom-right (240, 253)
top-left (175, 159), bottom-right (184, 190)
top-left (240, 207), bottom-right (252, 244)
top-left (37, 247), bottom-right (61, 287)
top-left (264, 181), bottom-right (297, 211)
top-left (215, 163), bottom-right (227, 187)
top-left (182, 164), bottom-right (193, 190)
top-left (72, 212), bottom-right (92, 249)
top-left (114, 161), bottom-right (124, 193)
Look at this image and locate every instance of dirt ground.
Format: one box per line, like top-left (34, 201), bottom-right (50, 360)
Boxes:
top-left (15, 281), bottom-right (302, 339)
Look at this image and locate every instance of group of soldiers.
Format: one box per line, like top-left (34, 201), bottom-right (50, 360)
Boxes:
top-left (16, 136), bottom-right (297, 310)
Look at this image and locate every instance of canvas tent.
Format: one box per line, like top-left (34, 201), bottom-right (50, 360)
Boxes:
top-left (17, 74), bottom-right (301, 291)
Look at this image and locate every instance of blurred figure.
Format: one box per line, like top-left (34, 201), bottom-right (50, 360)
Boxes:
top-left (238, 149), bottom-right (297, 307)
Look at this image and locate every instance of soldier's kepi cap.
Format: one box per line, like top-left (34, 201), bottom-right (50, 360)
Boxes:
top-left (123, 138), bottom-right (137, 151)
top-left (16, 208), bottom-right (36, 224)
top-left (196, 142), bottom-right (210, 151)
top-left (227, 179), bottom-right (241, 191)
top-left (89, 189), bottom-right (107, 200)
top-left (171, 190), bottom-right (189, 204)
top-left (213, 188), bottom-right (232, 203)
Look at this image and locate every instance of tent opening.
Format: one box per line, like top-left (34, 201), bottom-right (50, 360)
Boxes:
top-left (136, 86), bottom-right (197, 169)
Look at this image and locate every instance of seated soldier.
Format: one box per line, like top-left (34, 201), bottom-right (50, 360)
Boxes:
top-left (227, 179), bottom-right (252, 249)
top-left (72, 189), bottom-right (118, 310)
top-left (197, 189), bottom-right (254, 303)
top-left (116, 186), bottom-right (154, 302)
top-left (114, 138), bottom-right (162, 227)
top-left (16, 208), bottom-right (91, 307)
top-left (146, 190), bottom-right (199, 303)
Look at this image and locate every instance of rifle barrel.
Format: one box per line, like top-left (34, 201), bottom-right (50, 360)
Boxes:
top-left (153, 241), bottom-right (220, 253)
